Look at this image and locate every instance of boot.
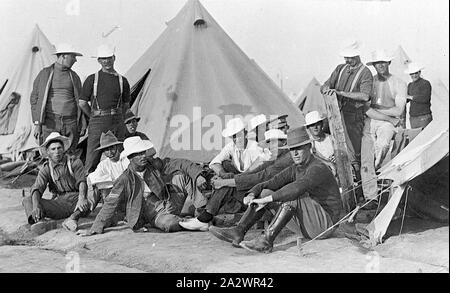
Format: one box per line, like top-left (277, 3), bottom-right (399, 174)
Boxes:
top-left (209, 204), bottom-right (265, 247)
top-left (240, 204), bottom-right (295, 253)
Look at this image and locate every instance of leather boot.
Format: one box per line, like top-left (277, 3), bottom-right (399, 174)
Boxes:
top-left (209, 204), bottom-right (265, 247)
top-left (240, 204), bottom-right (295, 253)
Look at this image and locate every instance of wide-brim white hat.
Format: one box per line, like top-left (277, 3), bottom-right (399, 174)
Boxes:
top-left (53, 43), bottom-right (83, 56)
top-left (305, 110), bottom-right (325, 126)
top-left (404, 62), bottom-right (424, 74)
top-left (264, 129), bottom-right (287, 142)
top-left (92, 44), bottom-right (115, 58)
top-left (41, 132), bottom-right (71, 151)
top-left (366, 49), bottom-right (394, 66)
top-left (222, 117), bottom-right (246, 137)
top-left (248, 114), bottom-right (267, 131)
top-left (120, 136), bottom-right (154, 159)
top-left (339, 40), bottom-right (361, 57)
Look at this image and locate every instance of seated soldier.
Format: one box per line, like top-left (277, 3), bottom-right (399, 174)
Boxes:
top-left (209, 117), bottom-right (265, 178)
top-left (304, 111), bottom-right (337, 176)
top-left (124, 109), bottom-right (149, 140)
top-left (87, 131), bottom-right (129, 211)
top-left (209, 126), bottom-right (343, 253)
top-left (22, 132), bottom-right (90, 234)
top-left (77, 137), bottom-right (208, 236)
top-left (179, 128), bottom-right (293, 231)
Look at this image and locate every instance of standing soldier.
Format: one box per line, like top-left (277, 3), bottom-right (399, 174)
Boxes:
top-left (79, 45), bottom-right (131, 174)
top-left (30, 43), bottom-right (86, 154)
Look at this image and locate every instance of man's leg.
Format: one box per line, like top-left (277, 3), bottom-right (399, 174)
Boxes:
top-left (171, 173), bottom-right (207, 217)
top-left (295, 197), bottom-right (334, 239)
top-left (61, 117), bottom-right (79, 156)
top-left (239, 201), bottom-right (296, 253)
top-left (208, 189), bottom-right (273, 247)
top-left (222, 160), bottom-right (240, 174)
top-left (154, 213), bottom-right (183, 232)
top-left (361, 118), bottom-right (378, 200)
top-left (84, 117), bottom-right (105, 174)
top-left (374, 121), bottom-right (396, 169)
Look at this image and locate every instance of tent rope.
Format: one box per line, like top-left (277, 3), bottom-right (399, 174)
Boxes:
top-left (398, 185), bottom-right (411, 236)
top-left (299, 184), bottom-right (393, 249)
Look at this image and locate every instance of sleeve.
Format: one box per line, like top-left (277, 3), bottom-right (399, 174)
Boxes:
top-left (90, 175), bottom-right (127, 234)
top-left (323, 65), bottom-right (342, 89)
top-left (248, 165), bottom-right (295, 197)
top-left (30, 70), bottom-right (43, 122)
top-left (358, 68), bottom-right (374, 95)
top-left (30, 165), bottom-right (50, 195)
top-left (411, 80), bottom-right (432, 104)
top-left (271, 165), bottom-right (327, 202)
top-left (235, 152), bottom-right (293, 191)
top-left (209, 142), bottom-right (233, 167)
top-left (71, 159), bottom-right (87, 188)
top-left (163, 158), bottom-right (204, 182)
top-left (122, 77), bottom-right (131, 104)
top-left (88, 160), bottom-right (111, 186)
top-left (80, 74), bottom-right (94, 102)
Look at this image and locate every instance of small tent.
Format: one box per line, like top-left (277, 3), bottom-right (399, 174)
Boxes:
top-left (295, 77), bottom-right (327, 117)
top-left (126, 0), bottom-right (304, 162)
top-left (0, 25), bottom-right (55, 158)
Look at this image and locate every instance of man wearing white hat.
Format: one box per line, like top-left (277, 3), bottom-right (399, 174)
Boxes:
top-left (361, 49), bottom-right (408, 202)
top-left (305, 111), bottom-right (336, 176)
top-left (22, 132), bottom-right (89, 234)
top-left (404, 63), bottom-right (433, 129)
top-left (209, 117), bottom-right (264, 177)
top-left (79, 44), bottom-right (131, 174)
top-left (77, 136), bottom-right (209, 236)
top-left (180, 128), bottom-right (293, 231)
top-left (320, 40), bottom-right (373, 184)
top-left (30, 43), bottom-right (86, 154)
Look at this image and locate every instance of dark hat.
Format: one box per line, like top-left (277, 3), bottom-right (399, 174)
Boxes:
top-left (95, 130), bottom-right (123, 151)
top-left (124, 109), bottom-right (141, 124)
top-left (287, 126), bottom-right (312, 149)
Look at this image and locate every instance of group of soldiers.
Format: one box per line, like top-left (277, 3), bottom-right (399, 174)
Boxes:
top-left (22, 40), bottom-right (432, 253)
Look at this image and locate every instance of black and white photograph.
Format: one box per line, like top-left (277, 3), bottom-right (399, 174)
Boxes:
top-left (0, 0), bottom-right (448, 275)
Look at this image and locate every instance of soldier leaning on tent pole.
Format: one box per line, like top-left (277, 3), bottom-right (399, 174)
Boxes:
top-left (78, 44), bottom-right (131, 175)
top-left (319, 40), bottom-right (373, 201)
top-left (30, 43), bottom-right (87, 155)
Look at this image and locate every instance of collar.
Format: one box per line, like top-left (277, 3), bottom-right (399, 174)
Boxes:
top-left (49, 155), bottom-right (67, 168)
top-left (100, 69), bottom-right (119, 76)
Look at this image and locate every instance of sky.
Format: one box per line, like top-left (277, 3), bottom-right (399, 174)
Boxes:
top-left (0, 0), bottom-right (448, 99)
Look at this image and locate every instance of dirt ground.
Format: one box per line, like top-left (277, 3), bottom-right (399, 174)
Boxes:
top-left (0, 186), bottom-right (448, 273)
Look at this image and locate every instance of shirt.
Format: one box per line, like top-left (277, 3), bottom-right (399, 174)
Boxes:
top-left (31, 156), bottom-right (86, 196)
top-left (249, 156), bottom-right (342, 223)
top-left (324, 63), bottom-right (373, 112)
top-left (209, 140), bottom-right (265, 173)
top-left (125, 131), bottom-right (149, 140)
top-left (46, 63), bottom-right (77, 116)
top-left (312, 134), bottom-right (334, 160)
top-left (370, 74), bottom-right (407, 117)
top-left (81, 70), bottom-right (131, 111)
top-left (88, 156), bottom-right (129, 189)
top-left (408, 78), bottom-right (432, 116)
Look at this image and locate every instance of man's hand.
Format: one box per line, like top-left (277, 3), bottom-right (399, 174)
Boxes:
top-left (250, 196), bottom-right (272, 206)
top-left (320, 84), bottom-right (330, 94)
top-left (74, 197), bottom-right (90, 213)
top-left (211, 178), bottom-right (226, 189)
top-left (31, 203), bottom-right (44, 222)
top-left (325, 89), bottom-right (337, 96)
top-left (196, 175), bottom-right (207, 191)
top-left (243, 193), bottom-right (255, 205)
top-left (79, 128), bottom-right (86, 137)
top-left (33, 124), bottom-right (41, 141)
top-left (76, 229), bottom-right (95, 237)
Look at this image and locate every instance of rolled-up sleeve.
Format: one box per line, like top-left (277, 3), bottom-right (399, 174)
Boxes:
top-left (358, 68), bottom-right (374, 96)
top-left (71, 159), bottom-right (87, 188)
top-left (209, 142), bottom-right (233, 167)
top-left (30, 166), bottom-right (50, 195)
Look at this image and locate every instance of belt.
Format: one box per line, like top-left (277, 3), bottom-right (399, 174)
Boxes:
top-left (91, 108), bottom-right (122, 117)
top-left (45, 112), bottom-right (77, 121)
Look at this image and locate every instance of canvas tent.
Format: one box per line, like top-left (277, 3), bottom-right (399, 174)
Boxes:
top-left (126, 0), bottom-right (304, 163)
top-left (0, 25), bottom-right (55, 158)
top-left (295, 77), bottom-right (327, 117)
top-left (366, 89), bottom-right (449, 245)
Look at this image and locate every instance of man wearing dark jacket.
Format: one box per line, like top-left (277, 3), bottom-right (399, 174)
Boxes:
top-left (30, 43), bottom-right (86, 154)
top-left (180, 129), bottom-right (293, 231)
top-left (405, 63), bottom-right (433, 129)
top-left (77, 137), bottom-right (208, 235)
top-left (209, 126), bottom-right (343, 253)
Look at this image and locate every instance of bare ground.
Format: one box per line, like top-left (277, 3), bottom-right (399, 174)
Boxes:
top-left (0, 187), bottom-right (448, 273)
